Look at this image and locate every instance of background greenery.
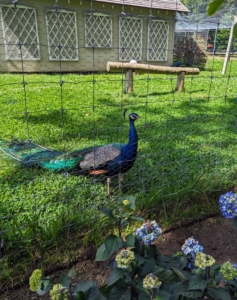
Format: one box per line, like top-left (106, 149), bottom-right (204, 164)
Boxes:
top-left (1, 57), bottom-right (237, 288)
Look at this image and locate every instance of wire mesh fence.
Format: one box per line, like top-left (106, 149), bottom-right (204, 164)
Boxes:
top-left (0, 0), bottom-right (237, 286)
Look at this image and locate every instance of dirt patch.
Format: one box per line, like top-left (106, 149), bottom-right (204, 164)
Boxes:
top-left (1, 216), bottom-right (237, 300)
top-left (155, 216), bottom-right (237, 264)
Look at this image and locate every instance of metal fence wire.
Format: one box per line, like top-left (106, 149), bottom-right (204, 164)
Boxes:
top-left (0, 0), bottom-right (237, 273)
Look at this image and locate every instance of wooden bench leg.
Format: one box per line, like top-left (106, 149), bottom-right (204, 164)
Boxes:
top-left (125, 69), bottom-right (133, 93)
top-left (176, 71), bottom-right (185, 92)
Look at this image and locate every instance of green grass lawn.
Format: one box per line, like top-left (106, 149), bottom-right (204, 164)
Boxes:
top-left (1, 57), bottom-right (237, 286)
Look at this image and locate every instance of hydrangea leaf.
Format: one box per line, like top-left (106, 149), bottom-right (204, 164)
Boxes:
top-left (206, 287), bottom-right (231, 300)
top-left (72, 291), bottom-right (86, 300)
top-left (107, 268), bottom-right (127, 287)
top-left (73, 281), bottom-right (94, 293)
top-left (127, 215), bottom-right (145, 222)
top-left (95, 243), bottom-right (112, 261)
top-left (171, 267), bottom-right (188, 281)
top-left (123, 234), bottom-right (135, 247)
top-left (187, 274), bottom-right (207, 290)
top-left (37, 279), bottom-right (53, 296)
top-left (98, 207), bottom-right (117, 221)
top-left (140, 258), bottom-right (157, 276)
top-left (67, 269), bottom-right (73, 278)
top-left (85, 285), bottom-right (100, 300)
top-left (135, 254), bottom-right (146, 266)
top-left (59, 274), bottom-right (71, 287)
top-left (207, 0), bottom-right (226, 16)
top-left (232, 218), bottom-right (237, 228)
top-left (108, 281), bottom-right (131, 300)
top-left (153, 289), bottom-right (171, 300)
top-left (178, 290), bottom-right (203, 298)
top-left (96, 237), bottom-right (123, 262)
top-left (155, 268), bottom-right (177, 283)
top-left (104, 235), bottom-right (123, 256)
top-left (144, 244), bottom-right (157, 258)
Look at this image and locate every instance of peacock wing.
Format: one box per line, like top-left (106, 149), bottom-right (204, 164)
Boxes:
top-left (80, 144), bottom-right (121, 170)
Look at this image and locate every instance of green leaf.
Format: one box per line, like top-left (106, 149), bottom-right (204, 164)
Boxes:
top-left (37, 279), bottom-right (53, 296)
top-left (96, 243), bottom-right (111, 261)
top-left (207, 0), bottom-right (226, 16)
top-left (74, 281), bottom-right (94, 293)
top-left (188, 274), bottom-right (207, 290)
top-left (232, 218), bottom-right (237, 228)
top-left (179, 289), bottom-right (203, 298)
top-left (140, 258), bottom-right (157, 276)
top-left (155, 268), bottom-right (177, 283)
top-left (144, 244), bottom-right (157, 258)
top-left (234, 24), bottom-right (237, 39)
top-left (85, 285), bottom-right (100, 300)
top-left (96, 235), bottom-right (123, 262)
top-left (59, 274), bottom-right (71, 287)
top-left (104, 235), bottom-right (123, 256)
top-left (171, 267), bottom-right (188, 281)
top-left (68, 269), bottom-right (73, 278)
top-left (72, 291), bottom-right (86, 300)
top-left (206, 287), bottom-right (231, 300)
top-left (135, 254), bottom-right (146, 266)
top-left (107, 268), bottom-right (127, 287)
top-left (127, 215), bottom-right (145, 222)
top-left (123, 234), bottom-right (135, 247)
top-left (120, 195), bottom-right (136, 211)
top-left (154, 289), bottom-right (171, 300)
top-left (99, 284), bottom-right (112, 298)
top-left (108, 281), bottom-right (131, 300)
top-left (99, 207), bottom-right (116, 221)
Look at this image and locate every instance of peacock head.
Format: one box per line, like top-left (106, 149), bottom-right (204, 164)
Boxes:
top-left (129, 112), bottom-right (140, 122)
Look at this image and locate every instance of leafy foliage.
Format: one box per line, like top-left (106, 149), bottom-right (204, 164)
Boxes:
top-left (30, 197), bottom-right (237, 299)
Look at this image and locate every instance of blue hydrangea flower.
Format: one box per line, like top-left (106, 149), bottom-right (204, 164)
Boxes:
top-left (135, 220), bottom-right (162, 245)
top-left (219, 191), bottom-right (237, 218)
top-left (181, 237), bottom-right (204, 259)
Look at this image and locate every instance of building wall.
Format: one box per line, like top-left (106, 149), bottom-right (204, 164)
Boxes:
top-left (0, 0), bottom-right (175, 72)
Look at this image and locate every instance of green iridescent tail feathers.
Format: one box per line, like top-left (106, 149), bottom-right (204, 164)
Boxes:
top-left (0, 139), bottom-right (96, 172)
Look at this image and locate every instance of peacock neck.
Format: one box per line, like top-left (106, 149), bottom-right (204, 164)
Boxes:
top-left (128, 120), bottom-right (138, 148)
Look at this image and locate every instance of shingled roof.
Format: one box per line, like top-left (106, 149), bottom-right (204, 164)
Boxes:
top-left (94, 0), bottom-right (189, 13)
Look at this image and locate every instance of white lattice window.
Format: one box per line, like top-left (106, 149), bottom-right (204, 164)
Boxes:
top-left (85, 12), bottom-right (112, 48)
top-left (0, 5), bottom-right (40, 60)
top-left (46, 10), bottom-right (78, 61)
top-left (119, 17), bottom-right (143, 61)
top-left (147, 20), bottom-right (169, 61)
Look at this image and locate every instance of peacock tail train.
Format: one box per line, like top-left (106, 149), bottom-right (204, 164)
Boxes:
top-left (0, 139), bottom-right (126, 173)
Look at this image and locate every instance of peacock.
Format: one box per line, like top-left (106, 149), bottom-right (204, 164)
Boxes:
top-left (0, 112), bottom-right (140, 196)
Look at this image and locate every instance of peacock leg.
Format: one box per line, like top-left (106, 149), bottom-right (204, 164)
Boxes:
top-left (118, 174), bottom-right (124, 193)
top-left (107, 177), bottom-right (111, 197)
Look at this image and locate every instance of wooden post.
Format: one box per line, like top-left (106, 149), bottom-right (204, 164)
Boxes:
top-left (125, 69), bottom-right (133, 93)
top-left (176, 72), bottom-right (185, 91)
top-left (106, 62), bottom-right (200, 93)
top-left (222, 15), bottom-right (237, 75)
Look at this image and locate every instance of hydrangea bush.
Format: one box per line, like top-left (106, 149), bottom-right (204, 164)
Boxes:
top-left (29, 195), bottom-right (237, 299)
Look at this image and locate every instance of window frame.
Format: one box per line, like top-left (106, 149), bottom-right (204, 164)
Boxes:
top-left (147, 19), bottom-right (169, 62)
top-left (84, 12), bottom-right (112, 48)
top-left (119, 16), bottom-right (143, 62)
top-left (0, 5), bottom-right (41, 60)
top-left (45, 9), bottom-right (79, 61)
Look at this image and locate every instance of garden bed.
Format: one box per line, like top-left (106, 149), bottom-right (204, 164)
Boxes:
top-left (1, 215), bottom-right (236, 300)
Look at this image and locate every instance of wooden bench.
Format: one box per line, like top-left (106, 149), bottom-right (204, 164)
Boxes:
top-left (106, 61), bottom-right (200, 93)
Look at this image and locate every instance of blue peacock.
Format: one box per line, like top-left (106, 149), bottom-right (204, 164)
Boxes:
top-left (0, 112), bottom-right (140, 196)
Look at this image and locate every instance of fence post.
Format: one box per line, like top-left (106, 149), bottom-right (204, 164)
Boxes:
top-left (176, 71), bottom-right (185, 91)
top-left (125, 69), bottom-right (133, 93)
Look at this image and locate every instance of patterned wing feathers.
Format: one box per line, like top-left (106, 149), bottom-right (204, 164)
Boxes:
top-left (80, 144), bottom-right (121, 169)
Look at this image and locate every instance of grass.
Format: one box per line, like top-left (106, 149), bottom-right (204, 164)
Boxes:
top-left (1, 57), bottom-right (237, 289)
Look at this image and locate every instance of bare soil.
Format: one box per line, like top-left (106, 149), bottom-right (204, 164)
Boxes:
top-left (1, 216), bottom-right (237, 300)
